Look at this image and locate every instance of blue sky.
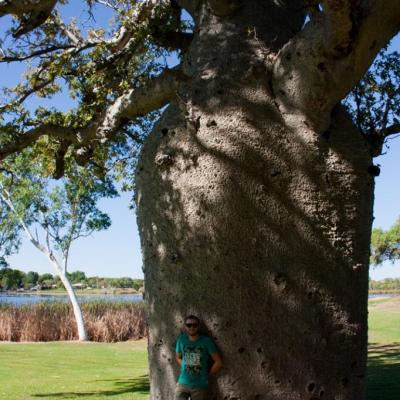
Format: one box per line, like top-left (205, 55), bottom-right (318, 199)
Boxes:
top-left (1, 5), bottom-right (399, 279)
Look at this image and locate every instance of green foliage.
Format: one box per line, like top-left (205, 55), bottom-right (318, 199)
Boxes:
top-left (0, 188), bottom-right (22, 266)
top-left (370, 218), bottom-right (400, 265)
top-left (25, 271), bottom-right (39, 286)
top-left (0, 267), bottom-right (25, 290)
top-left (0, 1), bottom-right (173, 189)
top-left (0, 267), bottom-right (143, 290)
top-left (343, 46), bottom-right (400, 157)
top-left (344, 49), bottom-right (400, 134)
top-left (67, 270), bottom-right (87, 283)
top-left (369, 278), bottom-right (400, 291)
top-left (38, 273), bottom-right (54, 284)
top-left (0, 148), bottom-right (118, 267)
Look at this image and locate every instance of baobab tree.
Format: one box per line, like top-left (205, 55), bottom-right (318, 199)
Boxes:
top-left (0, 1), bottom-right (400, 399)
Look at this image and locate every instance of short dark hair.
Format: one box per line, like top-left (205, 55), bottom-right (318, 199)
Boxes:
top-left (184, 315), bottom-right (200, 324)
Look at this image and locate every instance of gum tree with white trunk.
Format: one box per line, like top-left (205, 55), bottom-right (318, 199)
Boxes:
top-left (1, 1), bottom-right (400, 398)
top-left (0, 163), bottom-right (116, 341)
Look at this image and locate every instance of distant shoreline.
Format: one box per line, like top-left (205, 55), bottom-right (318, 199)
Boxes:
top-left (2, 289), bottom-right (398, 297)
top-left (1, 288), bottom-right (141, 297)
top-left (369, 290), bottom-right (400, 295)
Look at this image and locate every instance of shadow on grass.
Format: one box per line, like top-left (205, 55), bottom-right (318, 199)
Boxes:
top-left (30, 347), bottom-right (400, 400)
top-left (33, 375), bottom-right (149, 398)
top-left (367, 343), bottom-right (400, 400)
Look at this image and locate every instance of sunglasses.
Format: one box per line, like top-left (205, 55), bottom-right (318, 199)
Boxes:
top-left (185, 323), bottom-right (199, 328)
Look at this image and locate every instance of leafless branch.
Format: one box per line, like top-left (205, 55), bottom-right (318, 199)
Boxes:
top-left (0, 0), bottom-right (58, 37)
top-left (52, 10), bottom-right (84, 45)
top-left (95, 67), bottom-right (186, 143)
top-left (380, 123), bottom-right (400, 138)
top-left (0, 67), bottom-right (186, 167)
top-left (273, 0), bottom-right (400, 130)
top-left (0, 78), bottom-right (54, 112)
top-left (0, 44), bottom-right (74, 63)
top-left (0, 125), bottom-right (77, 161)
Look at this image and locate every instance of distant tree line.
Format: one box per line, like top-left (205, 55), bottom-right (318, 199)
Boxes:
top-left (369, 278), bottom-right (400, 291)
top-left (0, 268), bottom-right (143, 292)
top-left (371, 218), bottom-right (400, 266)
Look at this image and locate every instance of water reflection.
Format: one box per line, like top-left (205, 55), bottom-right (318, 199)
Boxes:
top-left (0, 293), bottom-right (143, 306)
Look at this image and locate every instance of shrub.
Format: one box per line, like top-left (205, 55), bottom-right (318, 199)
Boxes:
top-left (0, 301), bottom-right (147, 342)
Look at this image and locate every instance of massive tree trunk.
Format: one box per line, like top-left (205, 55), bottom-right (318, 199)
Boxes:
top-left (0, 1), bottom-right (398, 397)
top-left (136, 2), bottom-right (376, 399)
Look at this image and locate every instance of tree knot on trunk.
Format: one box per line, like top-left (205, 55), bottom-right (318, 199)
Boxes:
top-left (367, 164), bottom-right (380, 176)
top-left (169, 252), bottom-right (180, 264)
top-left (155, 153), bottom-right (174, 168)
top-left (273, 273), bottom-right (287, 291)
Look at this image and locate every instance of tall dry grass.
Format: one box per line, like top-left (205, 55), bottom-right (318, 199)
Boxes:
top-left (0, 301), bottom-right (146, 342)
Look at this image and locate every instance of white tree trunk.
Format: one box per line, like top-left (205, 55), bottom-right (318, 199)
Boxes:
top-left (58, 270), bottom-right (88, 341)
top-left (0, 186), bottom-right (88, 341)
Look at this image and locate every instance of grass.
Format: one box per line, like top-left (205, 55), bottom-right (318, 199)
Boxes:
top-left (367, 296), bottom-right (400, 400)
top-left (368, 297), bottom-right (400, 343)
top-left (0, 340), bottom-right (149, 400)
top-left (0, 297), bottom-right (398, 399)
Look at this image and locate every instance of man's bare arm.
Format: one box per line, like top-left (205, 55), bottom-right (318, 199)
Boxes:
top-left (175, 352), bottom-right (182, 368)
top-left (209, 352), bottom-right (222, 376)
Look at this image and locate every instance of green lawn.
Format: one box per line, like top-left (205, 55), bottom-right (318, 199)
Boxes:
top-left (367, 296), bottom-right (400, 400)
top-left (0, 297), bottom-right (399, 400)
top-left (0, 340), bottom-right (148, 400)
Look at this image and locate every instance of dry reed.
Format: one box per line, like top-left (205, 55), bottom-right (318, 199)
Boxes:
top-left (0, 301), bottom-right (146, 342)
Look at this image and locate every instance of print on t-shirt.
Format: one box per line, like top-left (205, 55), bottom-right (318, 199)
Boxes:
top-left (184, 345), bottom-right (204, 375)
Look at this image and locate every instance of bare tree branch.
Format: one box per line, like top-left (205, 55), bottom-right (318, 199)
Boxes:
top-left (95, 67), bottom-right (186, 142)
top-left (273, 0), bottom-right (400, 130)
top-left (0, 125), bottom-right (76, 160)
top-left (0, 183), bottom-right (49, 256)
top-left (0, 68), bottom-right (186, 165)
top-left (0, 45), bottom-right (74, 63)
top-left (52, 10), bottom-right (83, 45)
top-left (0, 78), bottom-right (54, 112)
top-left (380, 123), bottom-right (400, 138)
top-left (0, 0), bottom-right (58, 37)
top-left (365, 123), bottom-right (400, 157)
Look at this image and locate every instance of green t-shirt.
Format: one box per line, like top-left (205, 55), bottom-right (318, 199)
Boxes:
top-left (175, 333), bottom-right (218, 388)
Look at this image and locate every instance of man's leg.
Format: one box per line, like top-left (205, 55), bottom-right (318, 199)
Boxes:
top-left (174, 384), bottom-right (191, 400)
top-left (188, 387), bottom-right (208, 400)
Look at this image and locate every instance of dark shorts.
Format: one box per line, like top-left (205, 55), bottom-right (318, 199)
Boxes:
top-left (174, 384), bottom-right (208, 400)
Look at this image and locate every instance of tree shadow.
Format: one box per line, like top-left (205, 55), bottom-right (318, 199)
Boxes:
top-left (33, 374), bottom-right (149, 398)
top-left (367, 343), bottom-right (400, 400)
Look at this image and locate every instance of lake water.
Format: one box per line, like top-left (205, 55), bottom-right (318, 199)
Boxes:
top-left (0, 293), bottom-right (394, 306)
top-left (368, 293), bottom-right (396, 299)
top-left (0, 293), bottom-right (143, 306)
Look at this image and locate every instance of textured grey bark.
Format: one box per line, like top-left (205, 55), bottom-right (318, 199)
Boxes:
top-left (135, 2), bottom-right (388, 399)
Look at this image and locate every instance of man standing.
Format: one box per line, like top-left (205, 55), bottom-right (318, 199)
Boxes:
top-left (175, 315), bottom-right (223, 400)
